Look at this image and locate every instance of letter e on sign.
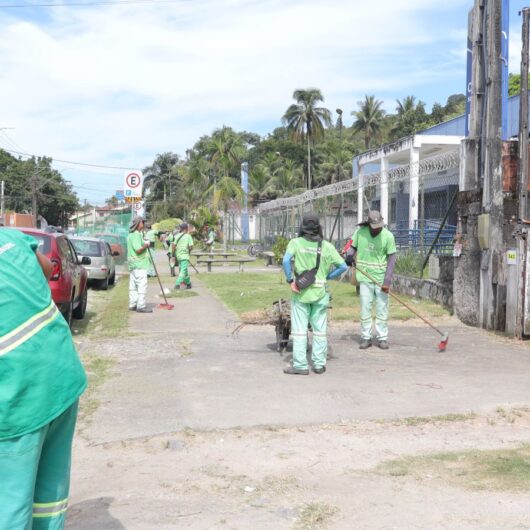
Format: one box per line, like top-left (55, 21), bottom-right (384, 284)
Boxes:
top-left (124, 171), bottom-right (143, 198)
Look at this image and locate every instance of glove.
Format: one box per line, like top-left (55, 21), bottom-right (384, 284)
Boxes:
top-left (345, 248), bottom-right (356, 267)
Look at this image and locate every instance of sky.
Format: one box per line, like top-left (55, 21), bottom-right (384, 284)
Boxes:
top-left (0, 0), bottom-right (527, 203)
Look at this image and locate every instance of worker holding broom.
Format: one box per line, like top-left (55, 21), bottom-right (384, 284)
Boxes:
top-left (282, 213), bottom-right (347, 375)
top-left (174, 222), bottom-right (194, 290)
top-left (127, 216), bottom-right (153, 313)
top-left (344, 210), bottom-right (397, 350)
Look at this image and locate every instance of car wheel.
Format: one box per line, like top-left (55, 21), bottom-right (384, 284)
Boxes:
top-left (109, 271), bottom-right (116, 285)
top-left (73, 288), bottom-right (87, 320)
top-left (63, 300), bottom-right (73, 327)
top-left (100, 276), bottom-right (109, 291)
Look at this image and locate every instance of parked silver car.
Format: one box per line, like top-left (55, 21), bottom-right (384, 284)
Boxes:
top-left (70, 237), bottom-right (117, 290)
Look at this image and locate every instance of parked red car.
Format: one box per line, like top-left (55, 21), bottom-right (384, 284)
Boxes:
top-left (19, 228), bottom-right (90, 326)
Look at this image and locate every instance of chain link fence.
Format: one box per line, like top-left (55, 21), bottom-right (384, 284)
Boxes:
top-left (258, 150), bottom-right (460, 257)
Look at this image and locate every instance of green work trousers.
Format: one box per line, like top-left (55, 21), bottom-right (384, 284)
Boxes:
top-left (0, 401), bottom-right (79, 530)
top-left (290, 294), bottom-right (329, 370)
top-left (176, 259), bottom-right (191, 286)
top-left (359, 281), bottom-right (389, 341)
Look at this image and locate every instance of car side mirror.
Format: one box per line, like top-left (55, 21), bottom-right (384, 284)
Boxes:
top-left (81, 256), bottom-right (91, 265)
top-left (112, 251), bottom-right (120, 257)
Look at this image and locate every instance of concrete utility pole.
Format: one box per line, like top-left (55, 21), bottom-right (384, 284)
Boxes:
top-left (516, 8), bottom-right (530, 338)
top-left (479, 0), bottom-right (505, 331)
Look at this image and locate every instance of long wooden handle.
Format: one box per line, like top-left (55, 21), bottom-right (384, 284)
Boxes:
top-left (147, 246), bottom-right (169, 305)
top-left (355, 264), bottom-right (444, 337)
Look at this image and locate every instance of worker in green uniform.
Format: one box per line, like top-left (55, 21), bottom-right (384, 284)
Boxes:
top-left (127, 216), bottom-right (152, 313)
top-left (174, 222), bottom-right (194, 290)
top-left (343, 210), bottom-right (397, 350)
top-left (144, 223), bottom-right (157, 277)
top-left (0, 228), bottom-right (87, 529)
top-left (282, 213), bottom-right (347, 375)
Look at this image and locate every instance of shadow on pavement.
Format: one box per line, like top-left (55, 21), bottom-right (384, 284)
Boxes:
top-left (67, 497), bottom-right (126, 530)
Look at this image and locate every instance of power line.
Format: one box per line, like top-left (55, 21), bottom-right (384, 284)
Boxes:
top-left (0, 147), bottom-right (138, 170)
top-left (0, 0), bottom-right (190, 8)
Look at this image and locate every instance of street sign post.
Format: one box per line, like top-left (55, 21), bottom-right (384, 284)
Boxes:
top-left (124, 171), bottom-right (143, 198)
top-left (132, 200), bottom-right (145, 218)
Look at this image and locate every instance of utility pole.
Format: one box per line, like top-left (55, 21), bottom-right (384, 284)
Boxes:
top-left (516, 8), bottom-right (530, 338)
top-left (0, 180), bottom-right (4, 223)
top-left (480, 0), bottom-right (504, 330)
top-left (31, 173), bottom-right (38, 228)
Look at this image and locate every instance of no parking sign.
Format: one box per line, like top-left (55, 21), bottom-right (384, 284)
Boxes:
top-left (132, 200), bottom-right (145, 217)
top-left (124, 171), bottom-right (143, 198)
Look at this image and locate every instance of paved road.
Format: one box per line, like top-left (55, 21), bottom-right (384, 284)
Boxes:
top-left (85, 260), bottom-right (530, 444)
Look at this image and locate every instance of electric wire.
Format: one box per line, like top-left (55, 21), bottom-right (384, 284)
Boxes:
top-left (0, 0), bottom-right (191, 8)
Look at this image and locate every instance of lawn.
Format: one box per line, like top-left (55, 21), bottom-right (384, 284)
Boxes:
top-left (198, 272), bottom-right (449, 321)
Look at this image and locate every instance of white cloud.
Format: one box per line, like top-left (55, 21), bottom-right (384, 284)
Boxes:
top-left (0, 0), bottom-right (469, 201)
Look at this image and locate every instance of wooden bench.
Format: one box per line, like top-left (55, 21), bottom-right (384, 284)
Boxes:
top-left (262, 251), bottom-right (275, 267)
top-left (197, 257), bottom-right (256, 272)
top-left (191, 252), bottom-right (237, 261)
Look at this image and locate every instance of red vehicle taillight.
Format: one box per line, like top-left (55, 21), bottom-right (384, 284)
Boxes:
top-left (50, 259), bottom-right (62, 280)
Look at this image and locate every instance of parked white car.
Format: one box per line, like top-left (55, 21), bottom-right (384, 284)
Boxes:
top-left (70, 237), bottom-right (117, 290)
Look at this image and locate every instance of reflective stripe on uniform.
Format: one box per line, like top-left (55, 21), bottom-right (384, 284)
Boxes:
top-left (356, 259), bottom-right (386, 269)
top-left (0, 302), bottom-right (59, 357)
top-left (33, 498), bottom-right (68, 518)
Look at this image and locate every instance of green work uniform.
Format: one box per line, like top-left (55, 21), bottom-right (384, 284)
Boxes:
top-left (127, 231), bottom-right (150, 271)
top-left (145, 229), bottom-right (157, 276)
top-left (0, 228), bottom-right (87, 529)
top-left (175, 233), bottom-right (193, 286)
top-left (351, 226), bottom-right (397, 341)
top-left (286, 237), bottom-right (344, 370)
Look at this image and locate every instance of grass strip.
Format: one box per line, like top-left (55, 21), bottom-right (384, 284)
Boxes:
top-left (199, 272), bottom-right (449, 321)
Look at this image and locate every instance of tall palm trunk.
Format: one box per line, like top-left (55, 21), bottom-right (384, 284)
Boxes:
top-left (307, 134), bottom-right (312, 190)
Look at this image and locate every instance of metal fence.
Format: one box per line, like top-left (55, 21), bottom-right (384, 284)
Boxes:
top-left (257, 150), bottom-right (460, 255)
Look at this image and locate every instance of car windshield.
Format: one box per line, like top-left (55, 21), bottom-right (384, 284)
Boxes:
top-left (71, 239), bottom-right (104, 257)
top-left (23, 232), bottom-right (51, 253)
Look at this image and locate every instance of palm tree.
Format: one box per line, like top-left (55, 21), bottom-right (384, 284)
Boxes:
top-left (249, 166), bottom-right (273, 204)
top-left (270, 160), bottom-right (305, 197)
top-left (351, 95), bottom-right (385, 150)
top-left (206, 127), bottom-right (246, 179)
top-left (143, 152), bottom-right (180, 202)
top-left (207, 175), bottom-right (244, 250)
top-left (282, 88), bottom-right (332, 190)
top-left (391, 96), bottom-right (428, 139)
top-left (315, 140), bottom-right (354, 186)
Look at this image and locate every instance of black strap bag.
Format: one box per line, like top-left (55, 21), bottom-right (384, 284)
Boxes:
top-left (295, 240), bottom-right (322, 290)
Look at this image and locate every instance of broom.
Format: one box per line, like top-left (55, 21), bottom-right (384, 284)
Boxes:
top-left (354, 263), bottom-right (449, 352)
top-left (147, 246), bottom-right (174, 310)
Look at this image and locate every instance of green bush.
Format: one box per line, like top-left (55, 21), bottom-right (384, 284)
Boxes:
top-left (272, 236), bottom-right (288, 264)
top-left (153, 218), bottom-right (182, 233)
top-left (395, 251), bottom-right (426, 278)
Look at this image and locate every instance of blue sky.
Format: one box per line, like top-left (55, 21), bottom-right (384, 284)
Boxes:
top-left (0, 0), bottom-right (526, 203)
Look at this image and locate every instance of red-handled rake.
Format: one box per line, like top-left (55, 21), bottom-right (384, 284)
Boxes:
top-left (355, 264), bottom-right (449, 352)
top-left (147, 246), bottom-right (175, 310)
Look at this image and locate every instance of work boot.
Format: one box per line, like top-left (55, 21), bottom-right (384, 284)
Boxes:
top-left (128, 306), bottom-right (137, 311)
top-left (186, 283), bottom-right (192, 289)
top-left (378, 340), bottom-right (389, 350)
top-left (283, 366), bottom-right (309, 375)
top-left (136, 307), bottom-right (153, 313)
top-left (312, 366), bottom-right (326, 374)
top-left (359, 339), bottom-right (372, 350)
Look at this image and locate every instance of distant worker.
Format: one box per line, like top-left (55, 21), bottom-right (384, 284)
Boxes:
top-left (0, 227), bottom-right (87, 529)
top-left (144, 222), bottom-right (157, 277)
top-left (127, 216), bottom-right (153, 313)
top-left (343, 210), bottom-right (397, 350)
top-left (282, 213), bottom-right (347, 375)
top-left (174, 222), bottom-right (194, 290)
top-left (205, 225), bottom-right (216, 252)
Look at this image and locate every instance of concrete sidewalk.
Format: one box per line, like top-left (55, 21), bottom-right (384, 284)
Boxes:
top-left (85, 254), bottom-right (530, 444)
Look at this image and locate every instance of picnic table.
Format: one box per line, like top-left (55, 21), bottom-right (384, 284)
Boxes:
top-left (196, 257), bottom-right (256, 272)
top-left (262, 251), bottom-right (276, 267)
top-left (191, 251), bottom-right (238, 261)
